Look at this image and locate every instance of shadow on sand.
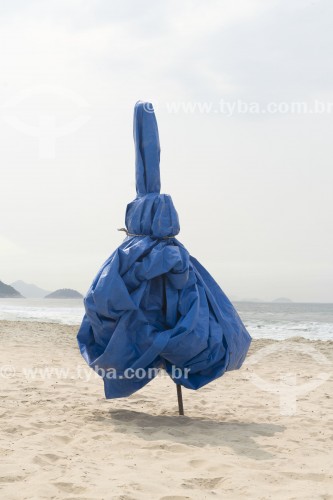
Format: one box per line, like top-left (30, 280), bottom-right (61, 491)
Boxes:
top-left (92, 409), bottom-right (285, 460)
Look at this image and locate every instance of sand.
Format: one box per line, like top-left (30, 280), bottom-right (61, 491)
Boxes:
top-left (0, 320), bottom-right (332, 500)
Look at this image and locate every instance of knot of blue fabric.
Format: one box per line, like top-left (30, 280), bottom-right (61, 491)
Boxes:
top-left (125, 193), bottom-right (180, 239)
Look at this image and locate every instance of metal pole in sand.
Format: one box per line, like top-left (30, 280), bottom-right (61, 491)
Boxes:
top-left (176, 384), bottom-right (184, 415)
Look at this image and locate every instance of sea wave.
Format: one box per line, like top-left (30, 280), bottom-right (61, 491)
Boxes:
top-left (246, 321), bottom-right (333, 341)
top-left (0, 299), bottom-right (332, 340)
top-left (0, 299), bottom-right (84, 325)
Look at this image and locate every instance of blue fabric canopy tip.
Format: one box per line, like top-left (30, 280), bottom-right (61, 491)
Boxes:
top-left (77, 101), bottom-right (252, 400)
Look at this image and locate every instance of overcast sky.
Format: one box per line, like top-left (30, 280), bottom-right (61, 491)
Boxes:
top-left (1, 0), bottom-right (332, 302)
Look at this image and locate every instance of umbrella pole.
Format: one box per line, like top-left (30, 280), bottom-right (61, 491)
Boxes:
top-left (176, 384), bottom-right (184, 416)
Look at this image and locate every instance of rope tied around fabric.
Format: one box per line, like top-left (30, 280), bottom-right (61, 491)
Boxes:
top-left (117, 228), bottom-right (177, 239)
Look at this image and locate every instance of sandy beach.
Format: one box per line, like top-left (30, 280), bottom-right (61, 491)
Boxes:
top-left (0, 320), bottom-right (332, 500)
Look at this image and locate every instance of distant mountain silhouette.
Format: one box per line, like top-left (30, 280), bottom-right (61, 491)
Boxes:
top-left (0, 280), bottom-right (24, 298)
top-left (11, 280), bottom-right (50, 299)
top-left (272, 297), bottom-right (293, 303)
top-left (45, 288), bottom-right (83, 299)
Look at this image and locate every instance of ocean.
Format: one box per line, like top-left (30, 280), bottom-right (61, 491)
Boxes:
top-left (0, 298), bottom-right (332, 341)
top-left (0, 298), bottom-right (84, 326)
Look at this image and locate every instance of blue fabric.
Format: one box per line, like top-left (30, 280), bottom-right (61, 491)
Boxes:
top-left (77, 101), bottom-right (252, 398)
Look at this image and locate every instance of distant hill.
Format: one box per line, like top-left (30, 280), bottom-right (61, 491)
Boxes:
top-left (0, 280), bottom-right (24, 298)
top-left (272, 297), bottom-right (293, 303)
top-left (11, 280), bottom-right (50, 299)
top-left (45, 288), bottom-right (83, 299)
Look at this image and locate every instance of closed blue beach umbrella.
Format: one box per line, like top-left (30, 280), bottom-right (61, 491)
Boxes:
top-left (77, 101), bottom-right (252, 414)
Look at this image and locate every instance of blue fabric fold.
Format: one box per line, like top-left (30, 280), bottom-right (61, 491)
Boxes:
top-left (77, 101), bottom-right (252, 398)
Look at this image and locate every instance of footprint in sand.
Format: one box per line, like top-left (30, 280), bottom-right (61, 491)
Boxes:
top-left (188, 459), bottom-right (205, 468)
top-left (0, 476), bottom-right (25, 483)
top-left (182, 476), bottom-right (223, 489)
top-left (33, 453), bottom-right (62, 466)
top-left (160, 496), bottom-right (192, 500)
top-left (114, 496), bottom-right (138, 500)
top-left (53, 482), bottom-right (87, 494)
top-left (51, 434), bottom-right (73, 444)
